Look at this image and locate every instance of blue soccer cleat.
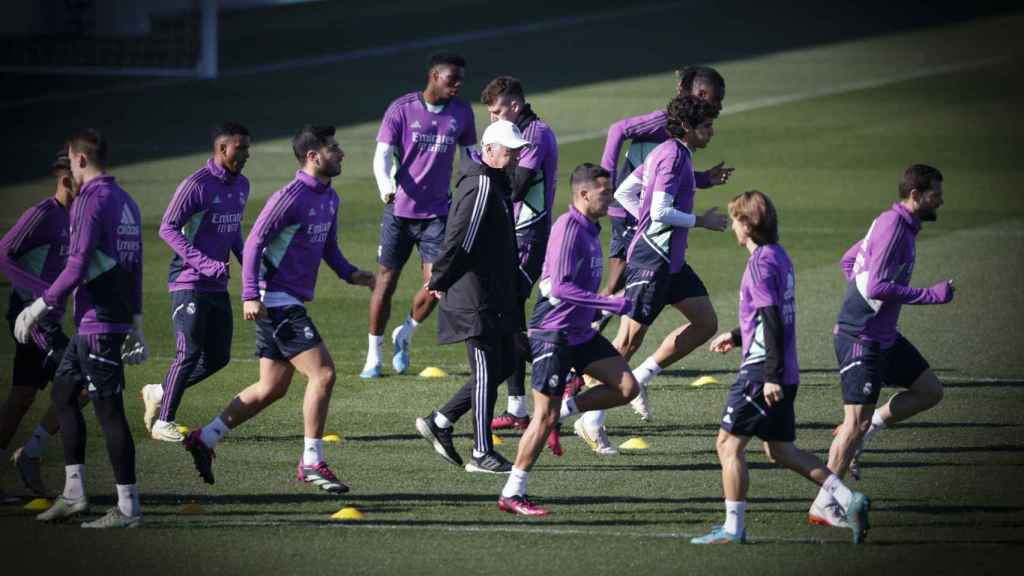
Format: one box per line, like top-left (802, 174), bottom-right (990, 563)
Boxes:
top-left (690, 525), bottom-right (746, 544)
top-left (391, 325), bottom-right (410, 374)
top-left (360, 364), bottom-right (381, 379)
top-left (846, 492), bottom-right (871, 544)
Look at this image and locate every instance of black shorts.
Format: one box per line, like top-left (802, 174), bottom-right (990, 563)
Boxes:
top-left (377, 203), bottom-right (446, 270)
top-left (720, 364), bottom-right (797, 442)
top-left (834, 331), bottom-right (930, 405)
top-left (255, 305), bottom-right (323, 361)
top-left (8, 318), bottom-right (69, 390)
top-left (529, 332), bottom-right (619, 397)
top-left (516, 226), bottom-right (548, 300)
top-left (54, 333), bottom-right (127, 399)
top-left (623, 262), bottom-right (709, 326)
top-left (609, 215), bottom-right (637, 259)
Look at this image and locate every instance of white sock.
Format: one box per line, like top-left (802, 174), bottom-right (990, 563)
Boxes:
top-left (200, 416), bottom-right (230, 450)
top-left (64, 464), bottom-right (85, 500)
top-left (559, 397), bottom-right (578, 421)
top-left (582, 409), bottom-right (606, 429)
top-left (507, 395), bottom-right (528, 418)
top-left (402, 315), bottom-right (420, 340)
top-left (116, 483), bottom-right (140, 517)
top-left (148, 383), bottom-right (164, 401)
top-left (303, 437), bottom-right (324, 466)
top-left (813, 486), bottom-right (835, 508)
top-left (501, 467), bottom-right (529, 498)
top-left (433, 412), bottom-right (453, 429)
top-left (365, 334), bottom-right (383, 367)
top-left (22, 425), bottom-right (51, 458)
top-left (634, 357), bottom-right (662, 387)
top-left (822, 474), bottom-right (854, 510)
top-left (724, 500), bottom-right (746, 535)
top-left (863, 411), bottom-right (888, 444)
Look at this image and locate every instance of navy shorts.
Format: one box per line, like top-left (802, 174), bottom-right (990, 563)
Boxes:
top-left (608, 215), bottom-right (637, 259)
top-left (623, 262), bottom-right (709, 326)
top-left (377, 204), bottom-right (446, 270)
top-left (834, 331), bottom-right (930, 405)
top-left (54, 333), bottom-right (128, 399)
top-left (529, 332), bottom-right (619, 397)
top-left (720, 364), bottom-right (797, 442)
top-left (255, 305), bottom-right (323, 361)
top-left (516, 226), bottom-right (548, 300)
top-left (8, 318), bottom-right (69, 390)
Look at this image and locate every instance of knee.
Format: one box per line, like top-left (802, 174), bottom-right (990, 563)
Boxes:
top-left (920, 380), bottom-right (944, 408)
top-left (538, 406), bottom-right (560, 429)
top-left (310, 366), bottom-right (336, 390)
top-left (621, 374), bottom-right (641, 401)
top-left (694, 311), bottom-right (718, 341)
top-left (374, 270), bottom-right (399, 298)
top-left (715, 435), bottom-right (739, 461)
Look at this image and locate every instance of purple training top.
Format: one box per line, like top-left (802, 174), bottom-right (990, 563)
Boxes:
top-left (836, 202), bottom-right (949, 348)
top-left (626, 139), bottom-right (695, 274)
top-left (601, 109), bottom-right (712, 218)
top-left (160, 159), bottom-right (248, 293)
top-left (529, 205), bottom-right (631, 345)
top-left (0, 197), bottom-right (69, 301)
top-left (376, 92), bottom-right (477, 219)
top-left (513, 113), bottom-right (558, 231)
top-left (242, 170), bottom-right (357, 303)
top-left (43, 175), bottom-right (143, 335)
top-left (739, 244), bottom-right (799, 385)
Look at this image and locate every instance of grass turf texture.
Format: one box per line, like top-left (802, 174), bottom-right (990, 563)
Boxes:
top-left (2, 6), bottom-right (1024, 574)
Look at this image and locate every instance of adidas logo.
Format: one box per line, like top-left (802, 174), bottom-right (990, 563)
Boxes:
top-left (120, 204), bottom-right (136, 225)
top-left (212, 195), bottom-right (222, 204)
top-left (411, 120), bottom-right (422, 129)
top-left (308, 208), bottom-right (316, 216)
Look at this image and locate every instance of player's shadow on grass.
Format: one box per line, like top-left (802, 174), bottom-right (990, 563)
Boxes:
top-left (941, 378), bottom-right (1024, 389)
top-left (866, 443), bottom-right (1024, 455)
top-left (796, 420), bottom-right (1016, 430)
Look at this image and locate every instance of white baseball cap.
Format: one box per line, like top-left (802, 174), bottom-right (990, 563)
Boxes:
top-left (481, 120), bottom-right (531, 149)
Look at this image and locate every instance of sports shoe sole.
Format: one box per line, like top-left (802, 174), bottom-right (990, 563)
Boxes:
top-left (464, 462), bottom-right (512, 474)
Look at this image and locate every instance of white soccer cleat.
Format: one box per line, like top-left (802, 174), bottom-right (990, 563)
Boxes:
top-left (36, 495), bottom-right (88, 522)
top-left (141, 384), bottom-right (163, 432)
top-left (808, 499), bottom-right (850, 529)
top-left (573, 418), bottom-right (618, 456)
top-left (81, 507), bottom-right (141, 529)
top-left (630, 383), bottom-right (653, 421)
top-left (150, 419), bottom-right (184, 443)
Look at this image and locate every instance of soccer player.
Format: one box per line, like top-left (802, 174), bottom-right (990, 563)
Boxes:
top-left (810, 164), bottom-right (952, 527)
top-left (595, 67), bottom-right (732, 332)
top-left (478, 76), bottom-right (559, 437)
top-left (414, 120), bottom-right (528, 474)
top-left (182, 125), bottom-right (374, 492)
top-left (0, 150), bottom-right (74, 500)
top-left (141, 122), bottom-right (250, 442)
top-left (363, 51), bottom-right (477, 378)
top-left (498, 164), bottom-right (639, 516)
top-left (691, 190), bottom-right (869, 545)
top-left (18, 129), bottom-right (148, 528)
top-left (575, 94), bottom-right (728, 454)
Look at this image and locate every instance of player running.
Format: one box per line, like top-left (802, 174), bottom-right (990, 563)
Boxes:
top-left (363, 52), bottom-right (477, 378)
top-left (183, 125), bottom-right (374, 493)
top-left (19, 129), bottom-right (148, 528)
top-left (810, 164), bottom-right (952, 528)
top-left (141, 122), bottom-right (250, 442)
top-left (497, 164), bottom-right (639, 516)
top-left (691, 190), bottom-right (869, 545)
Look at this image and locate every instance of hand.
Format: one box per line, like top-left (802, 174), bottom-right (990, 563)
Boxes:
top-left (243, 299), bottom-right (267, 321)
top-left (931, 279), bottom-right (955, 304)
top-left (14, 298), bottom-right (49, 344)
top-left (708, 332), bottom-right (735, 354)
top-left (699, 207), bottom-right (728, 231)
top-left (706, 161), bottom-right (734, 186)
top-left (382, 192), bottom-right (396, 205)
top-left (212, 260), bottom-right (229, 281)
top-left (424, 282), bottom-right (444, 300)
top-left (121, 314), bottom-right (149, 365)
top-left (763, 382), bottom-right (784, 407)
top-left (351, 270), bottom-right (376, 290)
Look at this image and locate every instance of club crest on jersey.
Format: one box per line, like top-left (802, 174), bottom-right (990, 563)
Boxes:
top-left (549, 374), bottom-right (560, 388)
top-left (304, 326), bottom-right (315, 340)
top-left (863, 381), bottom-right (874, 396)
top-left (308, 207), bottom-right (316, 217)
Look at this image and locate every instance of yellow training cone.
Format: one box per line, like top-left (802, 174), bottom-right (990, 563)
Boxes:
top-left (323, 434), bottom-right (342, 443)
top-left (619, 437), bottom-right (650, 450)
top-left (331, 506), bottom-right (364, 520)
top-left (180, 502), bottom-right (205, 515)
top-left (491, 434), bottom-right (504, 446)
top-left (177, 425), bottom-right (191, 435)
top-left (419, 366), bottom-right (448, 378)
top-left (690, 376), bottom-right (719, 388)
top-left (24, 498), bottom-right (52, 511)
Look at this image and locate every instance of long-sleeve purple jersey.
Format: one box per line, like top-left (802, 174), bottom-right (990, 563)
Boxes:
top-left (626, 140), bottom-right (696, 274)
top-left (739, 244), bottom-right (799, 385)
top-left (0, 197), bottom-right (69, 300)
top-left (529, 206), bottom-right (631, 345)
top-left (836, 202), bottom-right (950, 347)
top-left (513, 114), bottom-right (558, 231)
top-left (43, 175), bottom-right (142, 335)
top-left (160, 159), bottom-right (248, 293)
top-left (242, 171), bottom-right (357, 303)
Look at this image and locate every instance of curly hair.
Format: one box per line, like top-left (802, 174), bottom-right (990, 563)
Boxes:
top-left (665, 94), bottom-right (719, 140)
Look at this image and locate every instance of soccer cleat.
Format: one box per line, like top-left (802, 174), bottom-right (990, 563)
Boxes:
top-left (81, 507), bottom-right (141, 529)
top-left (465, 451), bottom-right (513, 474)
top-left (491, 411), bottom-right (530, 431)
top-left (415, 413), bottom-right (463, 466)
top-left (808, 500), bottom-right (850, 528)
top-left (13, 447), bottom-right (49, 497)
top-left (183, 430), bottom-right (216, 485)
top-left (36, 495), bottom-right (88, 522)
top-left (359, 364), bottom-right (382, 379)
top-left (573, 418), bottom-right (618, 456)
top-left (150, 419), bottom-right (184, 443)
top-left (391, 325), bottom-right (410, 374)
top-left (690, 525), bottom-right (746, 544)
top-left (846, 492), bottom-right (871, 544)
top-left (141, 383), bottom-right (163, 432)
top-left (630, 383), bottom-right (653, 421)
top-left (498, 495), bottom-right (549, 516)
top-left (297, 461), bottom-right (350, 494)
top-left (547, 423), bottom-right (563, 456)
top-left (563, 375), bottom-right (584, 399)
